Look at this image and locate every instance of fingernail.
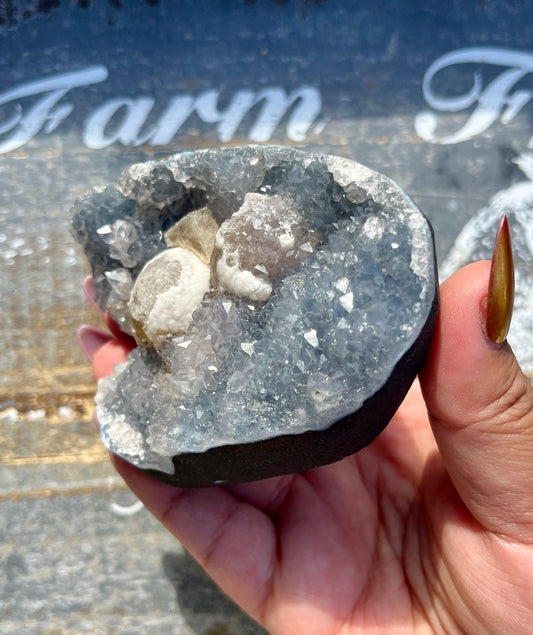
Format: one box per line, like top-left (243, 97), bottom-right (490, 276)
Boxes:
top-left (486, 214), bottom-right (514, 344)
top-left (82, 276), bottom-right (100, 310)
top-left (77, 324), bottom-right (113, 361)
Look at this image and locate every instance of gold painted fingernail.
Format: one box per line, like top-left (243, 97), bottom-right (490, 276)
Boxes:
top-left (486, 214), bottom-right (514, 344)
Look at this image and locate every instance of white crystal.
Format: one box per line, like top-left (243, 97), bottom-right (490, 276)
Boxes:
top-left (339, 292), bottom-right (354, 312)
top-left (362, 216), bottom-right (385, 242)
top-left (105, 268), bottom-right (133, 299)
top-left (240, 342), bottom-right (255, 356)
top-left (304, 329), bottom-right (319, 348)
top-left (278, 232), bottom-right (295, 251)
top-left (104, 220), bottom-right (140, 268)
top-left (333, 277), bottom-right (350, 293)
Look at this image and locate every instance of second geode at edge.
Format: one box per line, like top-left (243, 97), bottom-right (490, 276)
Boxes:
top-left (71, 146), bottom-right (438, 487)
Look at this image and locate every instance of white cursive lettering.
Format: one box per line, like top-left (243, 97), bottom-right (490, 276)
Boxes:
top-left (415, 47), bottom-right (533, 145)
top-left (0, 67), bottom-right (323, 154)
top-left (0, 67), bottom-right (108, 154)
top-left (83, 97), bottom-right (156, 149)
top-left (83, 85), bottom-right (322, 149)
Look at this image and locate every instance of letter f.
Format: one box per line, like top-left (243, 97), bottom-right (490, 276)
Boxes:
top-left (0, 66), bottom-right (108, 154)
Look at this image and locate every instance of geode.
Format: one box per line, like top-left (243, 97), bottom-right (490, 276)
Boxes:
top-left (71, 146), bottom-right (438, 487)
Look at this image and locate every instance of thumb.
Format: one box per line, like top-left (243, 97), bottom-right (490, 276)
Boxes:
top-left (420, 260), bottom-right (533, 541)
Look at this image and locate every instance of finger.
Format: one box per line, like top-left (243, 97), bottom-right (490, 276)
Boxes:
top-left (104, 315), bottom-right (136, 342)
top-left (420, 260), bottom-right (533, 541)
top-left (111, 455), bottom-right (276, 624)
top-left (82, 275), bottom-right (99, 310)
top-left (77, 324), bottom-right (114, 362)
top-left (92, 338), bottom-right (135, 381)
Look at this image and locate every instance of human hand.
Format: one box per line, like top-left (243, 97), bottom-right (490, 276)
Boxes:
top-left (78, 234), bottom-right (533, 634)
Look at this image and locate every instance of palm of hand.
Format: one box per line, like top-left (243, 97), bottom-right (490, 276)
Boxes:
top-left (224, 385), bottom-right (437, 632)
top-left (110, 378), bottom-right (512, 635)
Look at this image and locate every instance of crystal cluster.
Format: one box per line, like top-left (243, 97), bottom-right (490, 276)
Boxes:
top-left (71, 146), bottom-right (438, 486)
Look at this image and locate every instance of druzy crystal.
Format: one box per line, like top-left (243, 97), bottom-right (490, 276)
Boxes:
top-left (71, 146), bottom-right (438, 486)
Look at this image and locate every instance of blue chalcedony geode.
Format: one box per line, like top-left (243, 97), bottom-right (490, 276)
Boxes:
top-left (71, 146), bottom-right (438, 486)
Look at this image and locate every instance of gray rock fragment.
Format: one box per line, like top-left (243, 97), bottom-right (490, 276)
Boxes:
top-left (71, 146), bottom-right (438, 486)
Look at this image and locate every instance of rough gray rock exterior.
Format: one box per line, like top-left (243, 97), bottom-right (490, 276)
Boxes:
top-left (71, 146), bottom-right (438, 486)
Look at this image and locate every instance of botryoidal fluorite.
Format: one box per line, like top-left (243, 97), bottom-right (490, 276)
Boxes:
top-left (71, 146), bottom-right (438, 486)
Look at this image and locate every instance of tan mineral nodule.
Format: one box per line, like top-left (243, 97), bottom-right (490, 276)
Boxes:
top-left (128, 247), bottom-right (211, 347)
top-left (164, 206), bottom-right (219, 264)
top-left (128, 195), bottom-right (318, 347)
top-left (212, 192), bottom-right (319, 302)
